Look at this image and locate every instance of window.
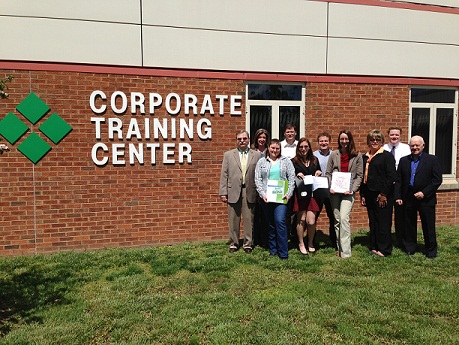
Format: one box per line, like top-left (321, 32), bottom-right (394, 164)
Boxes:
top-left (410, 88), bottom-right (458, 177)
top-left (246, 83), bottom-right (305, 143)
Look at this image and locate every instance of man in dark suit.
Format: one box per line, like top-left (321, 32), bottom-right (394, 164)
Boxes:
top-left (395, 135), bottom-right (442, 258)
top-left (219, 130), bottom-right (261, 253)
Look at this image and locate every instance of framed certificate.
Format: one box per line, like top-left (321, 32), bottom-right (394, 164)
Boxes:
top-left (266, 179), bottom-right (288, 204)
top-left (330, 172), bottom-right (352, 193)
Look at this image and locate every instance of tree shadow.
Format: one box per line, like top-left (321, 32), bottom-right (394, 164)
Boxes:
top-left (0, 265), bottom-right (71, 336)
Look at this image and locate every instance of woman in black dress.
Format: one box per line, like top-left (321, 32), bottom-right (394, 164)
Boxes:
top-left (291, 138), bottom-right (322, 255)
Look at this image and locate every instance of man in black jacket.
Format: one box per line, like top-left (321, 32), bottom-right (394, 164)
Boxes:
top-left (395, 136), bottom-right (442, 258)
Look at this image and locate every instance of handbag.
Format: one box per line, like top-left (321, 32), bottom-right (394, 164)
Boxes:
top-left (295, 176), bottom-right (312, 199)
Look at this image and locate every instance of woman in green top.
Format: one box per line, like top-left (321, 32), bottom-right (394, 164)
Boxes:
top-left (255, 139), bottom-right (295, 259)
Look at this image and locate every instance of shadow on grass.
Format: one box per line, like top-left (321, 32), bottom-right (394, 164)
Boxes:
top-left (352, 230), bottom-right (370, 248)
top-left (0, 264), bottom-right (71, 336)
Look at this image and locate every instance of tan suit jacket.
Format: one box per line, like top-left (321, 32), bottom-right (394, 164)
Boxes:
top-left (219, 148), bottom-right (261, 204)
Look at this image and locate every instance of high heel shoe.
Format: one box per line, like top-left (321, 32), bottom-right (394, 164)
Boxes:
top-left (308, 246), bottom-right (316, 254)
top-left (298, 243), bottom-right (308, 255)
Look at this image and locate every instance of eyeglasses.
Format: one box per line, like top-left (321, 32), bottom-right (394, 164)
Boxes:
top-left (299, 145), bottom-right (309, 149)
top-left (237, 137), bottom-right (248, 141)
top-left (369, 138), bottom-right (382, 142)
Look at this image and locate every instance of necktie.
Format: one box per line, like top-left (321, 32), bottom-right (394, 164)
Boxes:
top-left (241, 152), bottom-right (247, 184)
top-left (391, 146), bottom-right (395, 156)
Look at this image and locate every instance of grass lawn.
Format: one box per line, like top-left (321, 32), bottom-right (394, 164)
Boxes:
top-left (1, 227), bottom-right (458, 344)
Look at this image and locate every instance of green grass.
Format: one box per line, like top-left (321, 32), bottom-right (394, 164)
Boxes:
top-left (1, 227), bottom-right (458, 344)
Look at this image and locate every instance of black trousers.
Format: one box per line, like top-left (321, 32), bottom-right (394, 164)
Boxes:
top-left (394, 202), bottom-right (406, 246)
top-left (253, 200), bottom-right (269, 248)
top-left (317, 197), bottom-right (336, 247)
top-left (365, 190), bottom-right (394, 256)
top-left (404, 197), bottom-right (437, 257)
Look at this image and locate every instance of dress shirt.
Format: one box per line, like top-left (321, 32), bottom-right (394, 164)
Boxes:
top-left (239, 149), bottom-right (248, 184)
top-left (409, 154), bottom-right (422, 187)
top-left (280, 139), bottom-right (298, 159)
top-left (383, 142), bottom-right (411, 169)
top-left (238, 148), bottom-right (249, 159)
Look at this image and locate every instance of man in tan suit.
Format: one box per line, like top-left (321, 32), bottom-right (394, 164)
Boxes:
top-left (219, 130), bottom-right (261, 253)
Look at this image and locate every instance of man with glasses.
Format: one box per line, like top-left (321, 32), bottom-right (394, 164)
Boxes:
top-left (280, 124), bottom-right (298, 159)
top-left (219, 130), bottom-right (261, 253)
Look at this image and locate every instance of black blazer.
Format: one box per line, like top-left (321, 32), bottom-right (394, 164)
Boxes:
top-left (361, 151), bottom-right (397, 198)
top-left (395, 152), bottom-right (442, 206)
top-left (291, 156), bottom-right (321, 177)
top-left (291, 156), bottom-right (321, 197)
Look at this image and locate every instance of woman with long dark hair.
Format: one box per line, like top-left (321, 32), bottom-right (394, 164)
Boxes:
top-left (291, 138), bottom-right (322, 255)
top-left (251, 128), bottom-right (270, 248)
top-left (251, 128), bottom-right (269, 158)
top-left (325, 130), bottom-right (363, 258)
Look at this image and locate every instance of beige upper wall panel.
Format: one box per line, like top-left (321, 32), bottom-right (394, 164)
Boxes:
top-left (143, 26), bottom-right (327, 73)
top-left (0, 0), bottom-right (140, 23)
top-left (1, 17), bottom-right (142, 66)
top-left (327, 37), bottom-right (459, 79)
top-left (142, 0), bottom-right (328, 36)
top-left (329, 3), bottom-right (459, 45)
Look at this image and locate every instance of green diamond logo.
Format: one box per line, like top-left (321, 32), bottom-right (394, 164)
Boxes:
top-left (39, 113), bottom-right (72, 144)
top-left (16, 92), bottom-right (50, 124)
top-left (17, 133), bottom-right (52, 164)
top-left (0, 112), bottom-right (29, 144)
top-left (0, 92), bottom-right (72, 164)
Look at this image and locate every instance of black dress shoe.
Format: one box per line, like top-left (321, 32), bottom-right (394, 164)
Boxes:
top-left (229, 247), bottom-right (237, 253)
top-left (244, 247), bottom-right (252, 253)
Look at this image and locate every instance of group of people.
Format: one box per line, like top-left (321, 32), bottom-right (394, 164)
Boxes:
top-left (219, 125), bottom-right (442, 259)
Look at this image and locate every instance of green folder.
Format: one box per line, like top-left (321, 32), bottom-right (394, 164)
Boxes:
top-left (266, 179), bottom-right (288, 204)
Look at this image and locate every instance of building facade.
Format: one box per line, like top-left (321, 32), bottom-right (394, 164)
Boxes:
top-left (1, 0), bottom-right (458, 255)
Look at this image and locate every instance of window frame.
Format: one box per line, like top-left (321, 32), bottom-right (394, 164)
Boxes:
top-left (245, 81), bottom-right (306, 141)
top-left (409, 86), bottom-right (458, 179)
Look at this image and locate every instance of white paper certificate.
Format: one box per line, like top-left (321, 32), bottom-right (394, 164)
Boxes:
top-left (312, 176), bottom-right (328, 191)
top-left (303, 175), bottom-right (314, 185)
top-left (330, 172), bottom-right (352, 193)
top-left (266, 179), bottom-right (288, 204)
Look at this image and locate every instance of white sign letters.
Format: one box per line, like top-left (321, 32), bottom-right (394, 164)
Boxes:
top-left (89, 90), bottom-right (242, 166)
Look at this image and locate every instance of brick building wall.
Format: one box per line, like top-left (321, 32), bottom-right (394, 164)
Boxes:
top-left (0, 69), bottom-right (457, 256)
top-left (307, 82), bottom-right (409, 231)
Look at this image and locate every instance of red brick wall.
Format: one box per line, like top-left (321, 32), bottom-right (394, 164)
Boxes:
top-left (307, 82), bottom-right (409, 230)
top-left (0, 70), bottom-right (457, 256)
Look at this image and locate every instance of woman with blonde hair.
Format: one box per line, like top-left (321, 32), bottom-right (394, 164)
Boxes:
top-left (360, 129), bottom-right (397, 257)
